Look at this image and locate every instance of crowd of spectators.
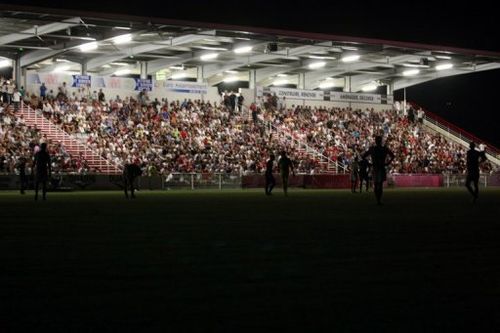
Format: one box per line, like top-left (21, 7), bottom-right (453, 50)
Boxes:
top-left (0, 77), bottom-right (496, 176)
top-left (262, 101), bottom-right (494, 174)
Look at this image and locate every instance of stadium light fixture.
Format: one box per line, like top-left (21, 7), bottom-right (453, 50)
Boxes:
top-left (234, 46), bottom-right (253, 54)
top-left (79, 41), bottom-right (98, 52)
top-left (171, 72), bottom-right (187, 79)
top-left (102, 64), bottom-right (111, 68)
top-left (309, 55), bottom-right (336, 60)
top-left (318, 81), bottom-right (335, 89)
top-left (53, 65), bottom-right (71, 73)
top-left (403, 69), bottom-right (420, 76)
top-left (362, 84), bottom-right (378, 92)
top-left (308, 61), bottom-right (326, 69)
top-left (110, 62), bottom-right (129, 66)
top-left (341, 54), bottom-right (360, 63)
top-left (277, 73), bottom-right (288, 77)
top-left (435, 55), bottom-right (452, 60)
top-left (114, 26), bottom-right (131, 30)
top-left (225, 70), bottom-right (238, 74)
top-left (435, 63), bottom-right (454, 71)
top-left (223, 76), bottom-right (239, 83)
top-left (199, 46), bottom-right (228, 51)
top-left (114, 68), bottom-right (131, 76)
top-left (169, 65), bottom-right (184, 70)
top-left (200, 53), bottom-right (219, 61)
top-left (273, 79), bottom-right (288, 86)
top-left (55, 58), bottom-right (70, 63)
top-left (0, 59), bottom-right (12, 68)
top-left (112, 34), bottom-right (132, 45)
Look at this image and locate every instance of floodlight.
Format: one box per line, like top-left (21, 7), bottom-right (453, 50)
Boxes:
top-left (79, 41), bottom-right (98, 52)
top-left (200, 53), bottom-right (219, 61)
top-left (403, 69), bottom-right (420, 76)
top-left (341, 54), bottom-right (360, 62)
top-left (308, 61), bottom-right (326, 69)
top-left (112, 34), bottom-right (132, 45)
top-left (234, 46), bottom-right (253, 54)
top-left (114, 68), bottom-right (131, 76)
top-left (436, 63), bottom-right (453, 71)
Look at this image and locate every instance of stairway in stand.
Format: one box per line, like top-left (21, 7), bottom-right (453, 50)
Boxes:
top-left (18, 105), bottom-right (122, 174)
top-left (261, 117), bottom-right (346, 173)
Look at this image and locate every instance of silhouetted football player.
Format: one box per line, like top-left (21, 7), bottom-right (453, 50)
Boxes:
top-left (123, 163), bottom-right (143, 199)
top-left (33, 143), bottom-right (51, 201)
top-left (362, 136), bottom-right (394, 205)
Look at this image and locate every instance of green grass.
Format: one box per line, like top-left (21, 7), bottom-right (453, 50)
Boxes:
top-left (1, 188), bottom-right (500, 331)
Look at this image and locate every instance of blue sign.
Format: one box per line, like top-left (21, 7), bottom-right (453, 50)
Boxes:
top-left (72, 75), bottom-right (91, 88)
top-left (134, 79), bottom-right (153, 91)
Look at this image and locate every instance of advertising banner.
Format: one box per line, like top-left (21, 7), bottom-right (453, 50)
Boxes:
top-left (257, 86), bottom-right (324, 100)
top-left (134, 78), bottom-right (153, 91)
top-left (72, 75), bottom-right (91, 88)
top-left (161, 80), bottom-right (208, 94)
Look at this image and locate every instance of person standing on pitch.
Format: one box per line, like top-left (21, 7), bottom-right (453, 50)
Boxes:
top-left (465, 142), bottom-right (486, 202)
top-left (16, 156), bottom-right (28, 194)
top-left (33, 143), bottom-right (51, 201)
top-left (350, 156), bottom-right (360, 193)
top-left (358, 157), bottom-right (371, 193)
top-left (362, 136), bottom-right (394, 205)
top-left (265, 153), bottom-right (276, 195)
top-left (278, 151), bottom-right (295, 196)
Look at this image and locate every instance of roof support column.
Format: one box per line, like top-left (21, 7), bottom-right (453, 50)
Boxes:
top-left (197, 66), bottom-right (204, 83)
top-left (249, 69), bottom-right (256, 89)
top-left (344, 76), bottom-right (352, 92)
top-left (81, 61), bottom-right (88, 75)
top-left (298, 73), bottom-right (306, 89)
top-left (14, 57), bottom-right (21, 85)
top-left (140, 61), bottom-right (148, 79)
top-left (387, 82), bottom-right (393, 95)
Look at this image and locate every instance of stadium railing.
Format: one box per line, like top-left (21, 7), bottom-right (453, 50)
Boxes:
top-left (409, 101), bottom-right (500, 160)
top-left (1, 172), bottom-right (498, 190)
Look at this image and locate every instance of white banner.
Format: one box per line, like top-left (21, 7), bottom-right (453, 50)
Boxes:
top-left (158, 80), bottom-right (208, 94)
top-left (27, 72), bottom-right (78, 87)
top-left (257, 86), bottom-right (324, 100)
top-left (329, 92), bottom-right (382, 104)
top-left (91, 76), bottom-right (137, 90)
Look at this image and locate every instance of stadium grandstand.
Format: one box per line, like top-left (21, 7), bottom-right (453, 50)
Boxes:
top-left (1, 6), bottom-right (499, 189)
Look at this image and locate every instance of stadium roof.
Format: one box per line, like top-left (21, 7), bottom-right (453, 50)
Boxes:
top-left (1, 5), bottom-right (500, 92)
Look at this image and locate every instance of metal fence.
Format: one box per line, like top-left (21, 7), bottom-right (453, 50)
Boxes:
top-left (443, 174), bottom-right (492, 188)
top-left (161, 173), bottom-right (242, 190)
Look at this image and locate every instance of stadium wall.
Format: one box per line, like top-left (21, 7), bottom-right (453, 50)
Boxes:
top-left (24, 71), bottom-right (222, 104)
top-left (240, 88), bottom-right (392, 111)
top-left (1, 174), bottom-right (497, 191)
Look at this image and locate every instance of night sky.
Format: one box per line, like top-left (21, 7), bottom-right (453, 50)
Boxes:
top-left (3, 0), bottom-right (499, 146)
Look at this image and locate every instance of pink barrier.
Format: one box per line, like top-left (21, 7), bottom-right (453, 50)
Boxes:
top-left (242, 174), bottom-right (350, 189)
top-left (390, 174), bottom-right (443, 187)
top-left (242, 174), bottom-right (305, 188)
top-left (303, 174), bottom-right (350, 189)
top-left (487, 174), bottom-right (500, 186)
top-left (242, 174), bottom-right (446, 189)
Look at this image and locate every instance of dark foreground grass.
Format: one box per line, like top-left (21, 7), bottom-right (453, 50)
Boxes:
top-left (1, 188), bottom-right (499, 332)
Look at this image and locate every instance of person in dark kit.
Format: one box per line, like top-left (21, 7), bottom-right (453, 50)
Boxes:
top-left (265, 153), bottom-right (276, 195)
top-left (362, 136), bottom-right (394, 205)
top-left (358, 157), bottom-right (371, 193)
top-left (229, 92), bottom-right (237, 113)
top-left (16, 156), bottom-right (28, 194)
top-left (237, 94), bottom-right (244, 112)
top-left (350, 156), bottom-right (360, 193)
top-left (465, 142), bottom-right (487, 202)
top-left (33, 143), bottom-right (51, 201)
top-left (123, 163), bottom-right (143, 199)
top-left (278, 151), bottom-right (295, 196)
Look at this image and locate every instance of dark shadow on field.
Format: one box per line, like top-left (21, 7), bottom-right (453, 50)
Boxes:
top-left (0, 189), bottom-right (499, 331)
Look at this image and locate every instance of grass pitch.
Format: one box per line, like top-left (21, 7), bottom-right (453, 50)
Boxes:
top-left (1, 188), bottom-right (499, 331)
